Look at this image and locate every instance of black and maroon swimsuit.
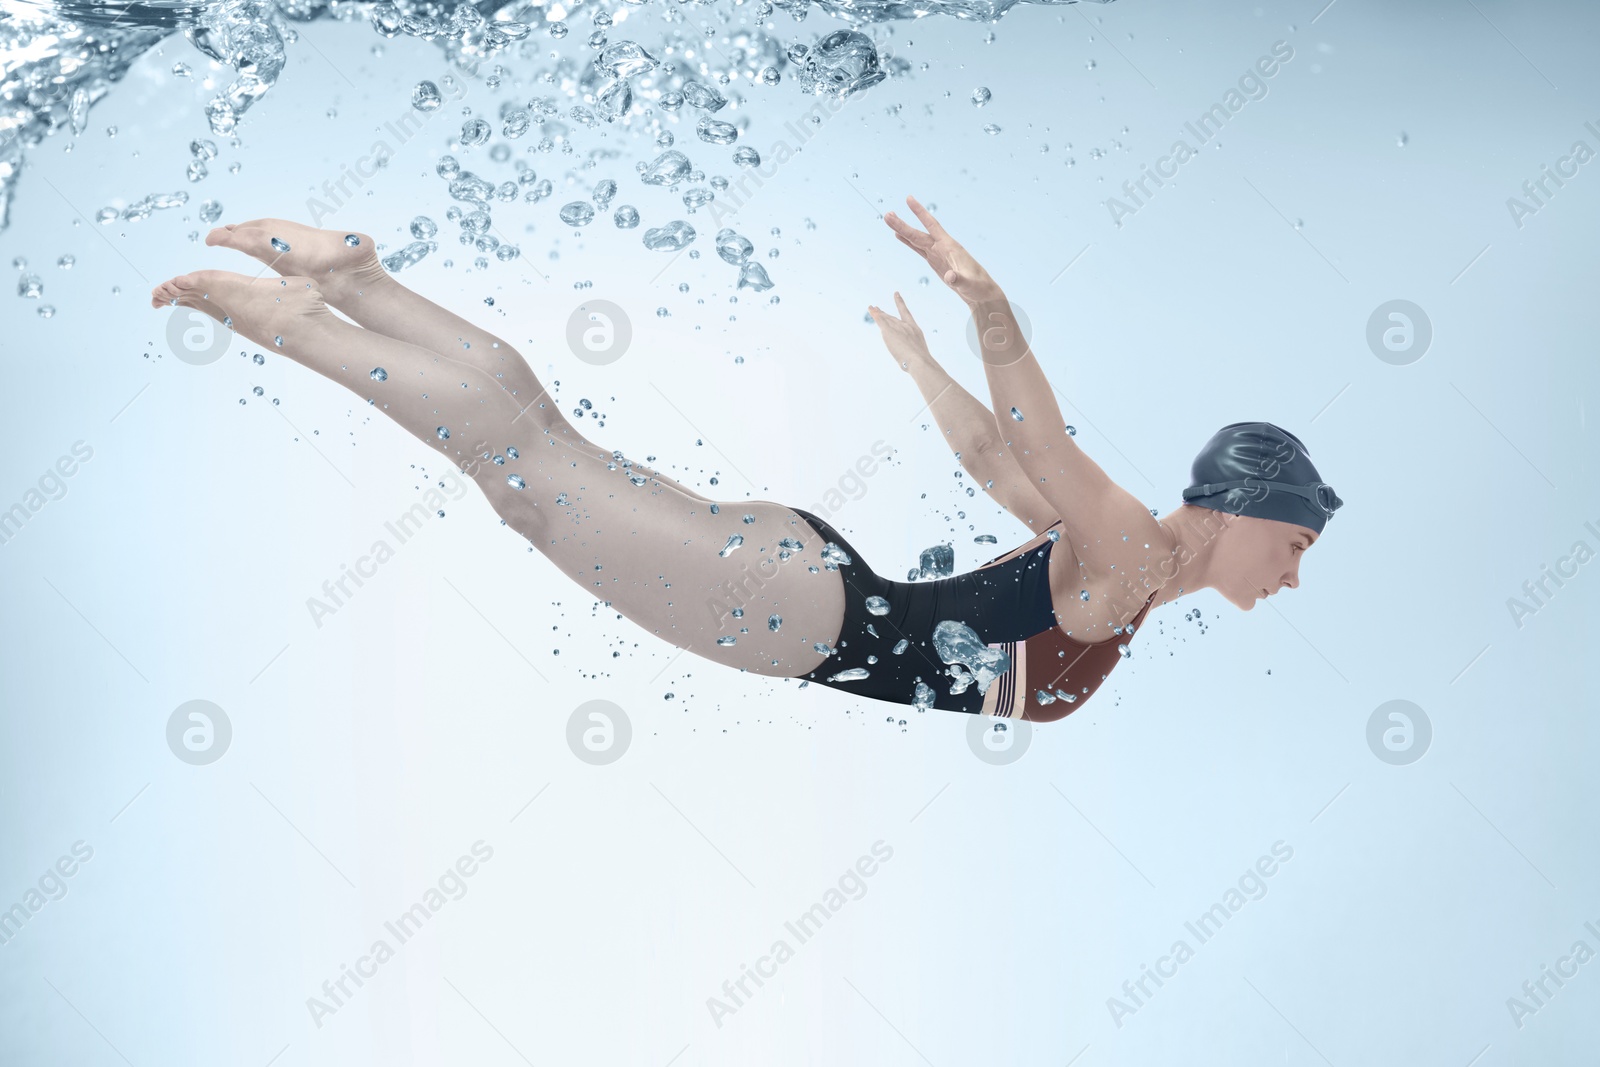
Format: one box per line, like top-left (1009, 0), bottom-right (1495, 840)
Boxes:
top-left (792, 510), bottom-right (1155, 716)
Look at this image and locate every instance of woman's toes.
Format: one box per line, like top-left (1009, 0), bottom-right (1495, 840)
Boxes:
top-left (218, 226), bottom-right (272, 259)
top-left (150, 275), bottom-right (196, 309)
top-left (226, 223), bottom-right (304, 264)
top-left (177, 271), bottom-right (222, 300)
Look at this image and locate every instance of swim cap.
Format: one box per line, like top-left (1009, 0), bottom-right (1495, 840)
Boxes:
top-left (1182, 421), bottom-right (1343, 534)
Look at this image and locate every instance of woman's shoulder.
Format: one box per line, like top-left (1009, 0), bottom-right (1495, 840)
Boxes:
top-left (1054, 486), bottom-right (1172, 585)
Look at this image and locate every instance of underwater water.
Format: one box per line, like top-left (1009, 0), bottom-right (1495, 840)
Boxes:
top-left (3, 0), bottom-right (1600, 1062)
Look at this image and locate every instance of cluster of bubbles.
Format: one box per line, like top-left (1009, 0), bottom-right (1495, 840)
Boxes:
top-left (0, 0), bottom-right (1116, 264)
top-left (380, 21), bottom-right (904, 285)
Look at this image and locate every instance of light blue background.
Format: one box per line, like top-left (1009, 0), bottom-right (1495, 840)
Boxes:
top-left (2, 0), bottom-right (1598, 1063)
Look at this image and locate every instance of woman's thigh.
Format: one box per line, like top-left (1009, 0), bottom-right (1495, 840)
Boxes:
top-left (487, 478), bottom-right (846, 677)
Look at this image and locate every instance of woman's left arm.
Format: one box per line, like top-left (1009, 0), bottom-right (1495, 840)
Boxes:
top-left (869, 292), bottom-right (1059, 534)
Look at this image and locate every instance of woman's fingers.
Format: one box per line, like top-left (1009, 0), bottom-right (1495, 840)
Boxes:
top-left (882, 208), bottom-right (921, 236)
top-left (884, 211), bottom-right (932, 250)
top-left (892, 232), bottom-right (941, 273)
top-left (887, 224), bottom-right (919, 244)
top-left (888, 229), bottom-right (917, 251)
top-left (889, 203), bottom-right (977, 296)
top-left (870, 302), bottom-right (921, 338)
top-left (905, 195), bottom-right (947, 238)
top-left (891, 232), bottom-right (931, 263)
top-left (868, 303), bottom-right (926, 371)
top-left (892, 231), bottom-right (959, 283)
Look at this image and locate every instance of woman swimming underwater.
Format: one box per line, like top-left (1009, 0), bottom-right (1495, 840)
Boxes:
top-left (149, 195), bottom-right (1341, 720)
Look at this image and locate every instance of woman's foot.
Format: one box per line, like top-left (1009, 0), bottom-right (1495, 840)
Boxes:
top-left (204, 218), bottom-right (389, 311)
top-left (149, 269), bottom-right (335, 357)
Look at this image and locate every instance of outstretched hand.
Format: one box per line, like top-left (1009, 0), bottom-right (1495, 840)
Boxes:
top-left (883, 195), bottom-right (1000, 307)
top-left (867, 292), bottom-right (932, 372)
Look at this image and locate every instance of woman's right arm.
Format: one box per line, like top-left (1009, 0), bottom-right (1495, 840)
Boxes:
top-left (883, 196), bottom-right (1165, 573)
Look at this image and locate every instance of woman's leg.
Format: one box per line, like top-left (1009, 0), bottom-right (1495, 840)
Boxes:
top-left (149, 267), bottom-right (843, 677)
top-left (202, 219), bottom-right (710, 500)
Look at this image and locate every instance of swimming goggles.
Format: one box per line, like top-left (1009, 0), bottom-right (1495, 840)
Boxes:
top-left (1183, 479), bottom-right (1343, 518)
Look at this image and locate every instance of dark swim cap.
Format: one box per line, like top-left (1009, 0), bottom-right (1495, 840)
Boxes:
top-left (1182, 421), bottom-right (1343, 534)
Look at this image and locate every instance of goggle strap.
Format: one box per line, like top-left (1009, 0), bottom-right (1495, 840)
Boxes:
top-left (1183, 479), bottom-right (1339, 516)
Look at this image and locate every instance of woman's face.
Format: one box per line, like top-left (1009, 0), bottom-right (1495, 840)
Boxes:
top-left (1212, 514), bottom-right (1318, 609)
